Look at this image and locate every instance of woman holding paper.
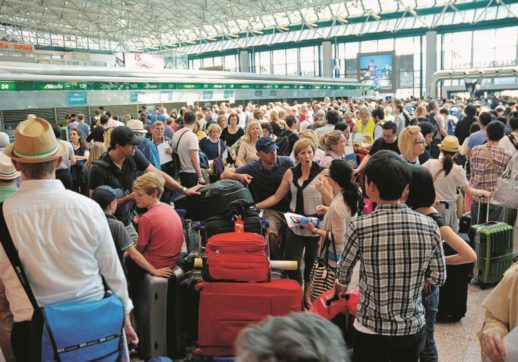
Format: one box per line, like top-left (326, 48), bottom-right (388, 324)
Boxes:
top-left (303, 160), bottom-right (362, 302)
top-left (256, 138), bottom-right (332, 307)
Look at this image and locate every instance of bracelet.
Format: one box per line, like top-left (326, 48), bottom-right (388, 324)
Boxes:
top-left (182, 186), bottom-right (187, 194)
top-left (312, 227), bottom-right (319, 235)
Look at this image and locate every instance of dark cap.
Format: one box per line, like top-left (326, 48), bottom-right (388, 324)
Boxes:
top-left (92, 185), bottom-right (123, 210)
top-left (255, 136), bottom-right (278, 153)
top-left (110, 126), bottom-right (143, 147)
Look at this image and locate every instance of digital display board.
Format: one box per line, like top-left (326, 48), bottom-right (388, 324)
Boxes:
top-left (357, 52), bottom-right (395, 92)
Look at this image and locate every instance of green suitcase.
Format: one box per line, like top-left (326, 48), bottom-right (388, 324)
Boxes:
top-left (469, 202), bottom-right (514, 284)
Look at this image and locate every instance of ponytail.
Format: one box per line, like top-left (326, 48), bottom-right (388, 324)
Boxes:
top-left (341, 180), bottom-right (362, 216)
top-left (329, 159), bottom-right (362, 216)
top-left (442, 151), bottom-right (455, 176)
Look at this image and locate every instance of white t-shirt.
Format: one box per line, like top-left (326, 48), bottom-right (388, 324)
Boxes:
top-left (423, 158), bottom-right (468, 202)
top-left (57, 140), bottom-right (74, 170)
top-left (172, 127), bottom-right (199, 173)
top-left (499, 132), bottom-right (518, 156)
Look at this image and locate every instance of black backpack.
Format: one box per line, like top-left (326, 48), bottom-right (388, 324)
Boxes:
top-left (171, 129), bottom-right (189, 179)
top-left (275, 134), bottom-right (291, 156)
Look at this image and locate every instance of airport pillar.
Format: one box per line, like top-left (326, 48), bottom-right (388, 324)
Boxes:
top-left (239, 50), bottom-right (250, 73)
top-left (425, 31), bottom-right (438, 98)
top-left (321, 41), bottom-right (332, 78)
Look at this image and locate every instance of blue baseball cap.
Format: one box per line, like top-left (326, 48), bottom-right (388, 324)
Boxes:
top-left (92, 185), bottom-right (123, 210)
top-left (256, 136), bottom-right (278, 153)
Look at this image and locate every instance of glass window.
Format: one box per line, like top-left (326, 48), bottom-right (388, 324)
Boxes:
top-left (378, 39), bottom-right (394, 52)
top-left (286, 48), bottom-right (297, 64)
top-left (395, 37), bottom-right (414, 55)
top-left (286, 62), bottom-right (298, 76)
top-left (360, 40), bottom-right (377, 53)
top-left (213, 56), bottom-right (222, 67)
top-left (224, 55), bottom-right (236, 71)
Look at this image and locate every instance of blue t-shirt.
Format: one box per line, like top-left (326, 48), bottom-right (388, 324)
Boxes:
top-left (467, 130), bottom-right (487, 149)
top-left (199, 137), bottom-right (226, 160)
top-left (137, 138), bottom-right (161, 170)
top-left (236, 156), bottom-right (295, 212)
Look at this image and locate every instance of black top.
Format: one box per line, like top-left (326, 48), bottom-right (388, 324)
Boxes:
top-left (426, 212), bottom-right (447, 228)
top-left (369, 137), bottom-right (400, 155)
top-left (455, 115), bottom-right (477, 145)
top-left (88, 149), bottom-right (150, 225)
top-left (221, 127), bottom-right (244, 147)
top-left (86, 126), bottom-right (106, 143)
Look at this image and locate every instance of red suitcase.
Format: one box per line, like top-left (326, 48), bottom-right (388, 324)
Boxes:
top-left (195, 279), bottom-right (302, 356)
top-left (205, 231), bottom-right (270, 282)
top-left (310, 289), bottom-right (359, 347)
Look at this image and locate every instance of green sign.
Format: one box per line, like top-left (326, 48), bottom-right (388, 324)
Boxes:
top-left (0, 80), bottom-right (371, 92)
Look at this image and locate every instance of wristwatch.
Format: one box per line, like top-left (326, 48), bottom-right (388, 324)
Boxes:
top-left (182, 186), bottom-right (187, 194)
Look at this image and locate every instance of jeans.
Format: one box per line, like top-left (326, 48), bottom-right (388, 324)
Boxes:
top-left (420, 285), bottom-right (440, 362)
top-left (284, 228), bottom-right (319, 284)
top-left (354, 327), bottom-right (426, 362)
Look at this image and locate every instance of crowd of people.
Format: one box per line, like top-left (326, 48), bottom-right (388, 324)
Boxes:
top-left (0, 95), bottom-right (517, 361)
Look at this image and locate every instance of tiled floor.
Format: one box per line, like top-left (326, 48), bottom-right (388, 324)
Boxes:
top-left (436, 283), bottom-right (493, 362)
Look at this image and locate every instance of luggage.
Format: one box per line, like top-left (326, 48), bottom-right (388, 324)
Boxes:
top-left (309, 289), bottom-right (359, 347)
top-left (195, 279), bottom-right (302, 356)
top-left (469, 201), bottom-right (514, 284)
top-left (437, 234), bottom-right (473, 321)
top-left (205, 231), bottom-right (270, 282)
top-left (136, 274), bottom-right (169, 360)
top-left (174, 180), bottom-right (254, 221)
top-left (204, 208), bottom-right (262, 239)
top-left (458, 212), bottom-right (471, 234)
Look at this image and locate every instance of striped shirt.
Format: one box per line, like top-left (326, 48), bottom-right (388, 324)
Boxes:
top-left (337, 203), bottom-right (446, 336)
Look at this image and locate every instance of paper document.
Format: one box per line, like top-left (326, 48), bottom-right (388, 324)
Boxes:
top-left (157, 142), bottom-right (173, 165)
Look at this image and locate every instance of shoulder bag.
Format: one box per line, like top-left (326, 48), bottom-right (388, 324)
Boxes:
top-left (308, 231), bottom-right (338, 303)
top-left (0, 202), bottom-right (125, 362)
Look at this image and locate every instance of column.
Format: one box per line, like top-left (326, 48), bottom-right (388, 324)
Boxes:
top-left (425, 30), bottom-right (438, 97)
top-left (239, 50), bottom-right (250, 73)
top-left (321, 41), bottom-right (332, 78)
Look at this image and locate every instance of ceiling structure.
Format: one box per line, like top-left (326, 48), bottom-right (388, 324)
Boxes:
top-left (0, 0), bottom-right (517, 54)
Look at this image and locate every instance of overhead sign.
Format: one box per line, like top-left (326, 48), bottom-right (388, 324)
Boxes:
top-left (124, 52), bottom-right (165, 69)
top-left (0, 42), bottom-right (34, 52)
top-left (67, 91), bottom-right (87, 105)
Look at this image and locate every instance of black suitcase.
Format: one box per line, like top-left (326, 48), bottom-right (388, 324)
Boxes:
top-left (458, 212), bottom-right (471, 234)
top-left (436, 234), bottom-right (473, 321)
top-left (204, 208), bottom-right (262, 239)
top-left (174, 180), bottom-right (254, 220)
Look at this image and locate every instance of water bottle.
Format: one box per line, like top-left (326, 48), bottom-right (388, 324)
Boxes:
top-left (298, 216), bottom-right (320, 228)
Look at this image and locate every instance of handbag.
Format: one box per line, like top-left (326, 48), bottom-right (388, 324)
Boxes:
top-left (456, 189), bottom-right (465, 219)
top-left (211, 141), bottom-right (225, 179)
top-left (308, 231), bottom-right (338, 303)
top-left (492, 163), bottom-right (518, 209)
top-left (0, 202), bottom-right (125, 362)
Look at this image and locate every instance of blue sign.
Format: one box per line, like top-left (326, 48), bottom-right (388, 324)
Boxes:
top-left (67, 91), bottom-right (87, 105)
top-left (130, 92), bottom-right (139, 103)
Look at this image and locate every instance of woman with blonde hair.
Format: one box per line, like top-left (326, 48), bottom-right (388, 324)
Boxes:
top-left (318, 131), bottom-right (347, 168)
top-left (292, 130), bottom-right (325, 163)
top-left (256, 138), bottom-right (332, 307)
top-left (236, 120), bottom-right (261, 167)
top-left (398, 126), bottom-right (426, 165)
top-left (413, 103), bottom-right (428, 123)
top-left (103, 127), bottom-right (114, 149)
top-left (83, 142), bottom-right (107, 183)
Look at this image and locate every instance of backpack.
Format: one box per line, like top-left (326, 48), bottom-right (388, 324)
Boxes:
top-left (172, 129), bottom-right (189, 179)
top-left (508, 134), bottom-right (518, 150)
top-left (275, 134), bottom-right (291, 156)
top-left (403, 112), bottom-right (412, 128)
top-left (212, 141), bottom-right (225, 179)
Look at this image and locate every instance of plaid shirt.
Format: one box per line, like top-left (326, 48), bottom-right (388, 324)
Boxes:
top-left (337, 204), bottom-right (446, 336)
top-left (470, 143), bottom-right (512, 194)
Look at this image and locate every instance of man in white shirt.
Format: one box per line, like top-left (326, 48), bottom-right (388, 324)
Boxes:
top-left (172, 111), bottom-right (205, 187)
top-left (0, 117), bottom-right (138, 361)
top-left (499, 116), bottom-right (518, 155)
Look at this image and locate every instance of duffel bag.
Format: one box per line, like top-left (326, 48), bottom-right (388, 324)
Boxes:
top-left (204, 208), bottom-right (262, 238)
top-left (204, 231), bottom-right (270, 282)
top-left (174, 180), bottom-right (254, 220)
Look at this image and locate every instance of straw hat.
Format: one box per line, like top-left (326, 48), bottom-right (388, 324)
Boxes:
top-left (0, 152), bottom-right (21, 180)
top-left (126, 119), bottom-right (147, 134)
top-left (3, 117), bottom-right (65, 163)
top-left (440, 135), bottom-right (460, 153)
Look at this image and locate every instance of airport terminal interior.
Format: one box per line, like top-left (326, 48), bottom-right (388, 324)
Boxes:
top-left (0, 0), bottom-right (518, 361)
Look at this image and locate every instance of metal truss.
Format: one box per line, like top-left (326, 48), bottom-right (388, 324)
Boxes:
top-left (0, 0), bottom-right (515, 53)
